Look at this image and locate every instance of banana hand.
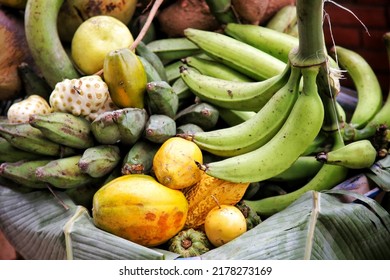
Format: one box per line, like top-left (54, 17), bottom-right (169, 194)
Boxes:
top-left (186, 64), bottom-right (301, 157)
top-left (198, 66), bottom-right (324, 183)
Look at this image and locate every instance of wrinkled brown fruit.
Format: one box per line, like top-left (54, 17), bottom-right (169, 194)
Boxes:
top-left (232, 0), bottom-right (296, 25)
top-left (157, 0), bottom-right (220, 37)
top-left (0, 8), bottom-right (35, 101)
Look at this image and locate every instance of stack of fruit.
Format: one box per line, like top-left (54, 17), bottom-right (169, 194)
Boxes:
top-left (0, 0), bottom-right (389, 258)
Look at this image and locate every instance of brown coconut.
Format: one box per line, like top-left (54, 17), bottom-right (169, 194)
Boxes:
top-left (157, 0), bottom-right (220, 38)
top-left (232, 0), bottom-right (296, 25)
top-left (0, 8), bottom-right (36, 101)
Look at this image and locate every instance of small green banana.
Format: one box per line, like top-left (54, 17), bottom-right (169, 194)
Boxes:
top-left (176, 123), bottom-right (204, 135)
top-left (137, 55), bottom-right (163, 83)
top-left (198, 66), bottom-right (324, 183)
top-left (180, 64), bottom-right (290, 111)
top-left (91, 108), bottom-right (148, 145)
top-left (266, 5), bottom-right (298, 35)
top-left (114, 108), bottom-right (149, 146)
top-left (35, 155), bottom-right (99, 189)
top-left (164, 60), bottom-right (185, 83)
top-left (184, 65), bottom-right (301, 157)
top-left (205, 0), bottom-right (237, 24)
top-left (145, 81), bottom-right (179, 118)
top-left (143, 114), bottom-right (176, 143)
top-left (78, 145), bottom-right (121, 178)
top-left (0, 136), bottom-right (43, 162)
top-left (217, 108), bottom-right (256, 126)
top-left (316, 139), bottom-right (377, 169)
top-left (171, 78), bottom-right (194, 103)
top-left (184, 28), bottom-right (286, 81)
top-left (330, 46), bottom-right (383, 129)
top-left (183, 56), bottom-right (252, 82)
top-left (343, 32), bottom-right (390, 141)
top-left (136, 41), bottom-right (168, 81)
top-left (29, 112), bottom-right (95, 149)
top-left (17, 62), bottom-right (52, 101)
top-left (225, 23), bottom-right (298, 63)
top-left (244, 133), bottom-right (349, 216)
top-left (24, 0), bottom-right (80, 87)
top-left (90, 111), bottom-right (121, 144)
top-left (174, 102), bottom-right (220, 131)
top-left (301, 131), bottom-right (330, 156)
top-left (269, 156), bottom-right (323, 182)
top-left (0, 122), bottom-right (76, 157)
top-left (121, 140), bottom-right (160, 175)
top-left (0, 159), bottom-right (52, 189)
top-left (146, 37), bottom-right (201, 64)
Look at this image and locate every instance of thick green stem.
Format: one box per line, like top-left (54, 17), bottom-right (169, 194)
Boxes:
top-left (289, 0), bottom-right (327, 67)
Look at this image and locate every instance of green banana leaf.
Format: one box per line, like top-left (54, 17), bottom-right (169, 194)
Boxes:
top-left (1, 183), bottom-right (390, 260)
top-left (367, 155), bottom-right (390, 192)
top-left (201, 190), bottom-right (390, 260)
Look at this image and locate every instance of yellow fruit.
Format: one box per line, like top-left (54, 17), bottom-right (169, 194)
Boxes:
top-left (103, 48), bottom-right (147, 108)
top-left (71, 15), bottom-right (134, 75)
top-left (92, 174), bottom-right (188, 247)
top-left (153, 137), bottom-right (203, 190)
top-left (204, 205), bottom-right (247, 247)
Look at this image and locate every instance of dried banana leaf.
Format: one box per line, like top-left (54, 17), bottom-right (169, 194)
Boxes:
top-left (201, 190), bottom-right (390, 260)
top-left (367, 155), bottom-right (390, 192)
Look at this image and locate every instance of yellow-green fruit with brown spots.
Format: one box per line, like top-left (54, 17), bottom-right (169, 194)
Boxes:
top-left (153, 137), bottom-right (203, 190)
top-left (103, 48), bottom-right (147, 109)
top-left (92, 174), bottom-right (188, 247)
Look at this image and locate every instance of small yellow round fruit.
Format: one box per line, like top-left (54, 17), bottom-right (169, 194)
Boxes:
top-left (153, 137), bottom-right (203, 190)
top-left (204, 205), bottom-right (247, 247)
top-left (71, 15), bottom-right (134, 75)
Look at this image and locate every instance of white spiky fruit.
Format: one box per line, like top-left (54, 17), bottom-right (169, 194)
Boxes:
top-left (49, 75), bottom-right (109, 119)
top-left (7, 95), bottom-right (52, 123)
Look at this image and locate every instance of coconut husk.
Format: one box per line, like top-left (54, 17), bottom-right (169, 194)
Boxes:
top-left (157, 0), bottom-right (220, 38)
top-left (232, 0), bottom-right (296, 25)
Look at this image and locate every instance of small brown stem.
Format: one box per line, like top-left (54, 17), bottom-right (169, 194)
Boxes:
top-left (46, 184), bottom-right (69, 211)
top-left (129, 0), bottom-right (164, 51)
top-left (181, 238), bottom-right (192, 250)
top-left (211, 194), bottom-right (221, 209)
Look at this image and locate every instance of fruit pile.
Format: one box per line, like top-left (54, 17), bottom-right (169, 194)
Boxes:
top-left (0, 0), bottom-right (389, 259)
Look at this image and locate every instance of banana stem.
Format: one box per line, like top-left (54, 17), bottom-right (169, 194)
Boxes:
top-left (289, 0), bottom-right (327, 67)
top-left (205, 0), bottom-right (238, 24)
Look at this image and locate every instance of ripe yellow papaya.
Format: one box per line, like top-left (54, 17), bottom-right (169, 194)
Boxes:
top-left (103, 48), bottom-right (147, 108)
top-left (92, 174), bottom-right (188, 247)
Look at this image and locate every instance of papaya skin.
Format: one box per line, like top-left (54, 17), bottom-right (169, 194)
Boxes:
top-left (92, 174), bottom-right (188, 247)
top-left (103, 48), bottom-right (147, 109)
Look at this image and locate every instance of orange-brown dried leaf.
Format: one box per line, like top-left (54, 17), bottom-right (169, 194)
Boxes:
top-left (183, 172), bottom-right (249, 229)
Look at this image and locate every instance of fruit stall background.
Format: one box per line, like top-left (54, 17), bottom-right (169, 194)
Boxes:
top-left (1, 0), bottom-right (390, 260)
